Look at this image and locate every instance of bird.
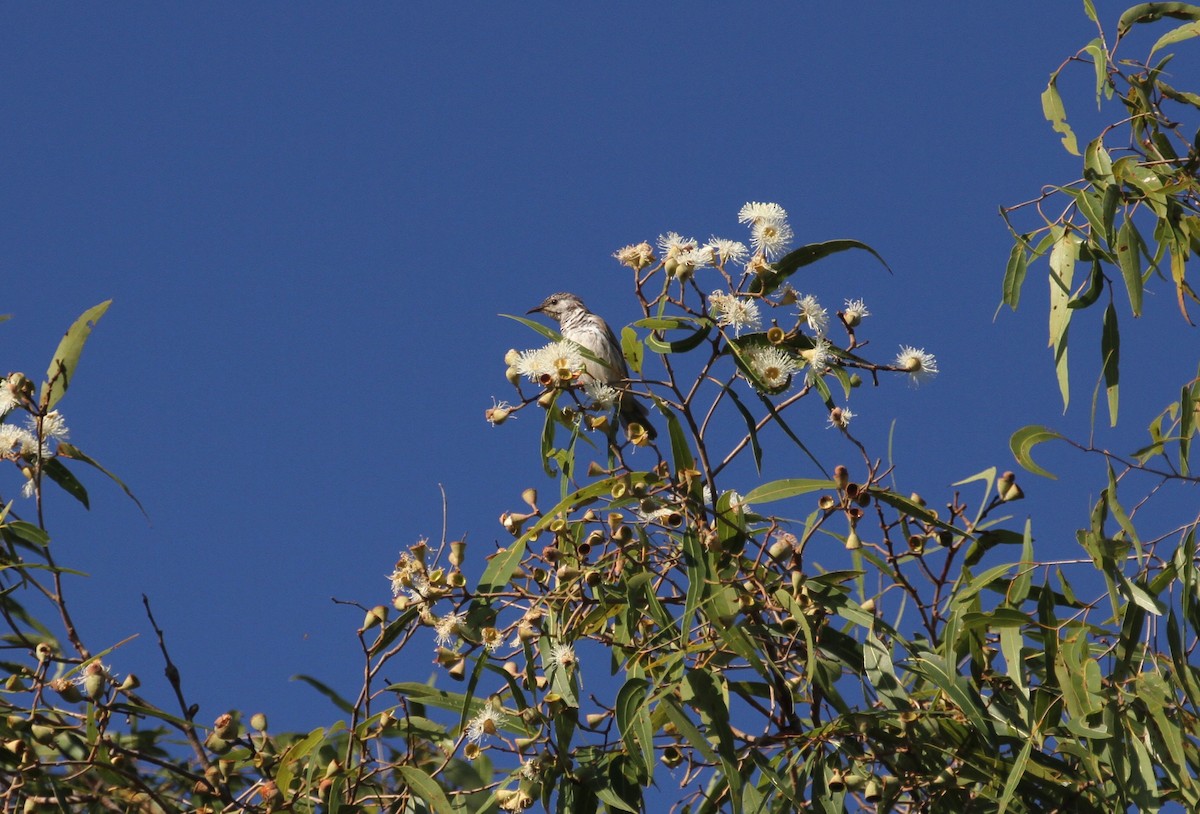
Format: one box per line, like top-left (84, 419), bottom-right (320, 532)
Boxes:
top-left (527, 292), bottom-right (657, 441)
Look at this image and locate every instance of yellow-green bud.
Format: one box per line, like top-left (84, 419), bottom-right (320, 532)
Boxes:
top-left (49, 678), bottom-right (82, 704)
top-left (83, 672), bottom-right (106, 702)
top-left (504, 349), bottom-right (521, 366)
top-left (250, 713), bottom-right (268, 732)
top-left (362, 605), bottom-right (389, 629)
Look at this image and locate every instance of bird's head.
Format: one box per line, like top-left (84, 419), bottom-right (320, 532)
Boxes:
top-left (528, 292), bottom-right (586, 322)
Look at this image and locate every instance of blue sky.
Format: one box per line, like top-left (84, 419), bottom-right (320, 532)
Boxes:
top-left (2, 2), bottom-right (1196, 739)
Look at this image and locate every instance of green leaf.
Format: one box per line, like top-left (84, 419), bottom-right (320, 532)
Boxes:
top-left (643, 321), bottom-right (711, 354)
top-left (1048, 230), bottom-right (1078, 409)
top-left (56, 443), bottom-right (148, 518)
top-left (750, 239), bottom-right (891, 296)
top-left (663, 407), bottom-right (694, 474)
top-left (397, 766), bottom-right (454, 814)
top-left (1083, 38), bottom-right (1109, 104)
top-left (40, 458), bottom-right (89, 509)
top-left (1001, 242), bottom-right (1028, 310)
top-left (41, 300), bottom-right (112, 410)
top-left (1009, 517), bottom-right (1034, 606)
top-left (1010, 425), bottom-right (1066, 479)
top-left (499, 312), bottom-right (560, 342)
top-left (1041, 75), bottom-right (1080, 155)
top-left (4, 520), bottom-right (50, 547)
top-left (1150, 18), bottom-right (1200, 55)
top-left (1101, 304), bottom-right (1120, 427)
top-left (615, 678), bottom-right (656, 782)
top-left (997, 738), bottom-right (1034, 814)
top-left (620, 326), bottom-right (643, 375)
top-left (742, 478), bottom-right (834, 505)
top-left (1067, 258), bottom-right (1104, 309)
top-left (910, 652), bottom-right (995, 746)
top-left (684, 669), bottom-right (741, 811)
top-left (1084, 138), bottom-right (1114, 183)
top-left (1118, 3), bottom-right (1200, 37)
top-left (1116, 217), bottom-right (1144, 316)
top-left (722, 384), bottom-right (763, 473)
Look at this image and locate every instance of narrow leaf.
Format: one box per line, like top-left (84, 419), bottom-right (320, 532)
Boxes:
top-left (1116, 217), bottom-right (1144, 316)
top-left (57, 443), bottom-right (148, 517)
top-left (1002, 242), bottom-right (1028, 310)
top-left (40, 459), bottom-right (89, 509)
top-left (397, 766), bottom-right (454, 814)
top-left (742, 478), bottom-right (834, 505)
top-left (1118, 3), bottom-right (1200, 37)
top-left (1009, 425), bottom-right (1066, 479)
top-left (41, 300), bottom-right (112, 410)
top-left (1150, 18), bottom-right (1200, 55)
top-left (1041, 75), bottom-right (1080, 155)
top-left (750, 239), bottom-right (891, 296)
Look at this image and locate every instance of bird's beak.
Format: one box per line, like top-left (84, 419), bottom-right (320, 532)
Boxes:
top-left (526, 304), bottom-right (544, 315)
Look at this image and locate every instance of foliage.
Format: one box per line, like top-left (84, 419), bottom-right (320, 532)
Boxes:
top-left (2, 4), bottom-right (1200, 814)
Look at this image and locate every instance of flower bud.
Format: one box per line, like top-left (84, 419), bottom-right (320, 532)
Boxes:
top-left (768, 538), bottom-right (793, 561)
top-left (250, 713), bottom-right (268, 732)
top-left (849, 373), bottom-right (862, 388)
top-left (833, 465), bottom-right (849, 489)
top-left (362, 605), bottom-right (389, 630)
top-left (214, 713), bottom-right (238, 740)
top-left (83, 672), bottom-right (106, 702)
top-left (536, 391), bottom-right (555, 408)
top-left (205, 732), bottom-right (232, 755)
top-left (485, 405), bottom-right (511, 425)
top-left (504, 349), bottom-right (521, 366)
top-left (449, 540), bottom-right (467, 567)
top-left (48, 678), bottom-right (82, 704)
